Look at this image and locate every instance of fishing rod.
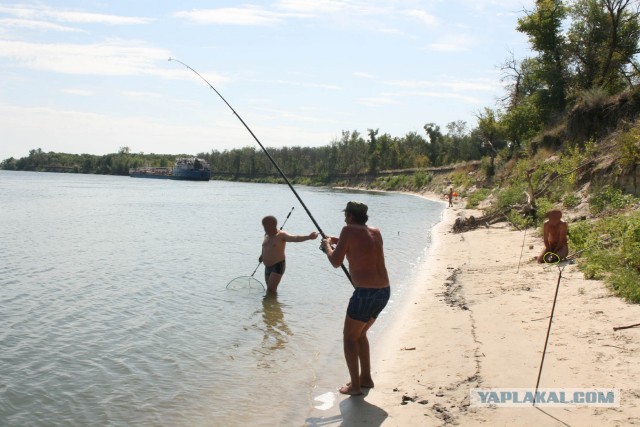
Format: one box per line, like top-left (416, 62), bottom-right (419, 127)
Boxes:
top-left (534, 235), bottom-right (612, 404)
top-left (533, 263), bottom-right (565, 406)
top-left (169, 58), bottom-right (354, 287)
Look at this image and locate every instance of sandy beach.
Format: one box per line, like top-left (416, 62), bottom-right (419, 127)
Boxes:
top-left (306, 193), bottom-right (640, 426)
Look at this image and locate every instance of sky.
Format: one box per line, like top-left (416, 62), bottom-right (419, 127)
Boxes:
top-left (0, 0), bottom-right (535, 160)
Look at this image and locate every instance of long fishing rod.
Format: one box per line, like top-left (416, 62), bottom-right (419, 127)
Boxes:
top-left (169, 58), bottom-right (354, 287)
top-left (533, 264), bottom-right (565, 406)
top-left (250, 207), bottom-right (294, 278)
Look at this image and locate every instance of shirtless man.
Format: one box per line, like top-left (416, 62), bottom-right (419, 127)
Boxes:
top-left (320, 201), bottom-right (390, 396)
top-left (259, 215), bottom-right (319, 293)
top-left (537, 210), bottom-right (569, 263)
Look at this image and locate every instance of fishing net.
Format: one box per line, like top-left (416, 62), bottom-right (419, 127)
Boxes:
top-left (226, 276), bottom-right (265, 292)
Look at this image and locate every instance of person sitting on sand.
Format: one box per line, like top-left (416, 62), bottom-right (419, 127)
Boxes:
top-left (537, 210), bottom-right (569, 263)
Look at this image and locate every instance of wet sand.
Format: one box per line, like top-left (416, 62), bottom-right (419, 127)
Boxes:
top-left (306, 193), bottom-right (640, 426)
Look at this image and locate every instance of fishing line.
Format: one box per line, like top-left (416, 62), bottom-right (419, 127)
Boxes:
top-left (227, 206), bottom-right (294, 291)
top-left (169, 58), bottom-right (354, 287)
top-left (516, 228), bottom-right (528, 274)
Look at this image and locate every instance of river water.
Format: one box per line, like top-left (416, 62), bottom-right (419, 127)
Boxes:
top-left (0, 170), bottom-right (443, 426)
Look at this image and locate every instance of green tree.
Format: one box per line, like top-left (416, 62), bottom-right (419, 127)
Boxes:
top-left (476, 108), bottom-right (505, 171)
top-left (600, 0), bottom-right (640, 89)
top-left (501, 97), bottom-right (544, 156)
top-left (367, 128), bottom-right (379, 173)
top-left (517, 0), bottom-right (568, 117)
top-left (423, 123), bottom-right (444, 166)
top-left (567, 0), bottom-right (640, 94)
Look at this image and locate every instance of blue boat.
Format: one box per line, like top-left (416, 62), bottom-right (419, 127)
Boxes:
top-left (129, 157), bottom-right (211, 181)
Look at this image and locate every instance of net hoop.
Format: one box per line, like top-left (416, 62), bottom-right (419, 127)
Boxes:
top-left (226, 276), bottom-right (265, 292)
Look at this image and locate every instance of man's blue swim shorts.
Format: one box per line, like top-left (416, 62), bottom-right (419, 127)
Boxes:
top-left (346, 286), bottom-right (391, 322)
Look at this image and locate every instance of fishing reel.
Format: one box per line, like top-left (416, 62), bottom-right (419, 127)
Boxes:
top-left (319, 241), bottom-right (333, 253)
top-left (543, 252), bottom-right (560, 264)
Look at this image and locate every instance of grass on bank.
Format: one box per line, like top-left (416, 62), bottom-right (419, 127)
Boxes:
top-left (569, 211), bottom-right (640, 303)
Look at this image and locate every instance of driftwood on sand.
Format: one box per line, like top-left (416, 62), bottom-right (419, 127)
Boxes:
top-left (452, 201), bottom-right (535, 233)
top-left (613, 322), bottom-right (640, 331)
top-left (453, 160), bottom-right (594, 233)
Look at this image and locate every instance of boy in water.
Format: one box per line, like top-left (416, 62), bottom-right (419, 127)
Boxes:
top-left (537, 210), bottom-right (569, 263)
top-left (259, 215), bottom-right (318, 293)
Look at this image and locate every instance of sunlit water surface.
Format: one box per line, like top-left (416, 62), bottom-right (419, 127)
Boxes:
top-left (0, 171), bottom-right (443, 426)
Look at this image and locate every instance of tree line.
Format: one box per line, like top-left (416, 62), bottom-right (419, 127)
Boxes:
top-left (0, 147), bottom-right (176, 176)
top-left (1, 124), bottom-right (488, 177)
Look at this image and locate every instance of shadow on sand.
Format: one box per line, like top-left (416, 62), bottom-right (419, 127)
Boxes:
top-left (305, 391), bottom-right (388, 427)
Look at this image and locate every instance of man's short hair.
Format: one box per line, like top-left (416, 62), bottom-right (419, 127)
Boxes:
top-left (262, 215), bottom-right (277, 227)
top-left (344, 201), bottom-right (368, 224)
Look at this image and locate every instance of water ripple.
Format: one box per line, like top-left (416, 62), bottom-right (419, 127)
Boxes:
top-left (0, 171), bottom-right (443, 425)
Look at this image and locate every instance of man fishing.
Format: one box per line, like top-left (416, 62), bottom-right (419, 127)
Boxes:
top-left (259, 215), bottom-right (318, 293)
top-left (320, 201), bottom-right (391, 396)
top-left (537, 209), bottom-right (569, 263)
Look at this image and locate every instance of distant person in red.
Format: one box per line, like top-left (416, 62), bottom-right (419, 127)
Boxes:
top-left (448, 187), bottom-right (454, 207)
top-left (537, 210), bottom-right (569, 263)
top-left (259, 215), bottom-right (318, 293)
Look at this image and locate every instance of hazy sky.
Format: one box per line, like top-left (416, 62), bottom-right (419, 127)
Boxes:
top-left (0, 0), bottom-right (534, 160)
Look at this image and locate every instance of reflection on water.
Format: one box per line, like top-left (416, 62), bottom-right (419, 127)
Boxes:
top-left (261, 293), bottom-right (293, 352)
top-left (254, 293), bottom-right (294, 372)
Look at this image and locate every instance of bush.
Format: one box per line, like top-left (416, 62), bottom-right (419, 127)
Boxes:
top-left (563, 193), bottom-right (581, 209)
top-left (569, 212), bottom-right (640, 303)
top-left (589, 185), bottom-right (635, 214)
top-left (413, 171), bottom-right (432, 189)
top-left (495, 183), bottom-right (528, 212)
top-left (577, 87), bottom-right (609, 109)
top-left (617, 127), bottom-right (640, 169)
top-left (372, 175), bottom-right (409, 191)
top-left (466, 188), bottom-right (491, 209)
top-left (481, 157), bottom-right (495, 178)
top-left (609, 269), bottom-right (640, 302)
top-left (451, 170), bottom-right (474, 190)
top-left (507, 210), bottom-right (530, 230)
top-left (534, 198), bottom-right (555, 223)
